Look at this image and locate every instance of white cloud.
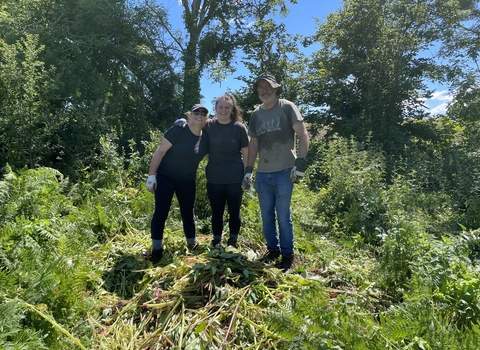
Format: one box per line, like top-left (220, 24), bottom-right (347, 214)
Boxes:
top-left (423, 90), bottom-right (454, 115)
top-left (430, 102), bottom-right (449, 115)
top-left (431, 90), bottom-right (452, 102)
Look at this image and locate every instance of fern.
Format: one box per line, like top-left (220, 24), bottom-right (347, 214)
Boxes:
top-left (0, 299), bottom-right (49, 349)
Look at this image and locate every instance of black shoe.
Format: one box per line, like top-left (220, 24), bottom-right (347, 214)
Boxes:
top-left (151, 248), bottom-right (163, 264)
top-left (258, 249), bottom-right (281, 263)
top-left (187, 243), bottom-right (199, 251)
top-left (276, 254), bottom-right (294, 272)
top-left (211, 239), bottom-right (221, 247)
top-left (226, 238), bottom-right (238, 248)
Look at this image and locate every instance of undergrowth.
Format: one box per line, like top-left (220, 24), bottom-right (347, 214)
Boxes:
top-left (0, 135), bottom-right (479, 349)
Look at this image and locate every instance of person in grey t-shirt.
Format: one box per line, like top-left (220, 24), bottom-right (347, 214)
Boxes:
top-left (244, 73), bottom-right (309, 272)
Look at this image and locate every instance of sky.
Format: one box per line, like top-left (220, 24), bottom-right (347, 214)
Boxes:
top-left (163, 0), bottom-right (451, 115)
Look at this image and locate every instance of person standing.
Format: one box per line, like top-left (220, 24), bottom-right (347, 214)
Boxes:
top-left (145, 104), bottom-right (210, 264)
top-left (244, 73), bottom-right (309, 272)
top-left (204, 93), bottom-right (249, 248)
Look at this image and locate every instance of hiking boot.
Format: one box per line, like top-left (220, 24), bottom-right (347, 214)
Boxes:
top-left (226, 238), bottom-right (238, 248)
top-left (258, 249), bottom-right (281, 263)
top-left (210, 239), bottom-right (222, 247)
top-left (276, 254), bottom-right (294, 273)
top-left (151, 248), bottom-right (163, 264)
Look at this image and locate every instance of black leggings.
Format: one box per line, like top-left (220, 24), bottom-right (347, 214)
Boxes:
top-left (207, 182), bottom-right (243, 238)
top-left (151, 173), bottom-right (196, 241)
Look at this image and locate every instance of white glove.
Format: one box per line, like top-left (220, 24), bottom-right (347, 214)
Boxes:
top-left (243, 166), bottom-right (253, 184)
top-left (146, 175), bottom-right (157, 193)
top-left (290, 158), bottom-right (307, 183)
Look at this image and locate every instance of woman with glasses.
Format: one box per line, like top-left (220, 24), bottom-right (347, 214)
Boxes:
top-left (145, 104), bottom-right (210, 264)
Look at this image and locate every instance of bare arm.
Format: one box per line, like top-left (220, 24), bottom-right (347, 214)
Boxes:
top-left (293, 121), bottom-right (309, 159)
top-left (148, 138), bottom-right (173, 175)
top-left (241, 146), bottom-right (249, 168)
top-left (246, 137), bottom-right (258, 168)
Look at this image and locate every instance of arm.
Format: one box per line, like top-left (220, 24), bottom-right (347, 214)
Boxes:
top-left (241, 146), bottom-right (249, 169)
top-left (246, 137), bottom-right (258, 168)
top-left (292, 121), bottom-right (309, 159)
top-left (148, 138), bottom-right (173, 175)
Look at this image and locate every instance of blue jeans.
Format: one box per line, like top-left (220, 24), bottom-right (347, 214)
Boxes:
top-left (254, 169), bottom-right (294, 255)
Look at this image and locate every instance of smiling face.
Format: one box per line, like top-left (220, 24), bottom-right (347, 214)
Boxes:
top-left (188, 108), bottom-right (208, 127)
top-left (215, 99), bottom-right (233, 123)
top-left (256, 79), bottom-right (278, 105)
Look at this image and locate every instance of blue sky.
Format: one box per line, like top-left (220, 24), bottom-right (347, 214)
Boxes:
top-left (163, 0), bottom-right (450, 115)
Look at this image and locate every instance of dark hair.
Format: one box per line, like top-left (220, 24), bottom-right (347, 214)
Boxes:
top-left (215, 92), bottom-right (243, 122)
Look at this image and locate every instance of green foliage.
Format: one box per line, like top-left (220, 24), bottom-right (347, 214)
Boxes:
top-left (306, 0), bottom-right (439, 155)
top-left (309, 136), bottom-right (387, 243)
top-left (0, 34), bottom-right (55, 169)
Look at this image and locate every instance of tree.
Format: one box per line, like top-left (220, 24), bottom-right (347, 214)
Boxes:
top-left (306, 0), bottom-right (440, 155)
top-left (233, 17), bottom-right (310, 119)
top-left (165, 0), bottom-right (296, 110)
top-left (0, 35), bottom-right (55, 169)
top-left (0, 0), bottom-right (182, 176)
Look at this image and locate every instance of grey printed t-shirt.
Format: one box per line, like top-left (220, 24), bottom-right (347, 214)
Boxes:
top-left (204, 118), bottom-right (249, 184)
top-left (248, 99), bottom-right (303, 173)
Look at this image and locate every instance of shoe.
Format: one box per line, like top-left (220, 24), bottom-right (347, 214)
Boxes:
top-left (276, 254), bottom-right (294, 272)
top-left (211, 239), bottom-right (221, 247)
top-left (258, 249), bottom-right (281, 263)
top-left (187, 243), bottom-right (199, 251)
top-left (226, 238), bottom-right (238, 248)
top-left (151, 248), bottom-right (163, 264)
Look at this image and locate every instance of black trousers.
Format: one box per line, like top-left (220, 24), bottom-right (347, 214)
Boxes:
top-left (207, 182), bottom-right (243, 239)
top-left (151, 173), bottom-right (196, 241)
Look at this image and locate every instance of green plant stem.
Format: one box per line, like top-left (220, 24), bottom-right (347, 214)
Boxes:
top-left (9, 298), bottom-right (87, 350)
top-left (223, 286), bottom-right (250, 345)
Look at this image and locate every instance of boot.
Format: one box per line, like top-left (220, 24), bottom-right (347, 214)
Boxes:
top-left (258, 249), bottom-right (281, 263)
top-left (151, 248), bottom-right (163, 264)
top-left (226, 237), bottom-right (238, 248)
top-left (276, 254), bottom-right (294, 272)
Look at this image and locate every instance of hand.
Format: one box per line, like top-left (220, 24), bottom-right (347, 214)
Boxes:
top-left (174, 118), bottom-right (187, 127)
top-left (243, 166), bottom-right (253, 184)
top-left (241, 178), bottom-right (251, 191)
top-left (146, 175), bottom-right (157, 193)
top-left (290, 158), bottom-right (307, 183)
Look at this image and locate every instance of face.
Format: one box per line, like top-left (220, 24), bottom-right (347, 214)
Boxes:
top-left (215, 99), bottom-right (233, 121)
top-left (256, 79), bottom-right (278, 104)
top-left (188, 108), bottom-right (208, 125)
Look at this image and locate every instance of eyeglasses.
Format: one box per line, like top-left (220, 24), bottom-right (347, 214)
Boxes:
top-left (257, 85), bottom-right (274, 92)
top-left (193, 110), bottom-right (208, 116)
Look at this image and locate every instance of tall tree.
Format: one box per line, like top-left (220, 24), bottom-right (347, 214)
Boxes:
top-left (0, 0), bottom-right (181, 176)
top-left (233, 17), bottom-right (309, 119)
top-left (306, 0), bottom-right (439, 155)
top-left (164, 0), bottom-right (296, 110)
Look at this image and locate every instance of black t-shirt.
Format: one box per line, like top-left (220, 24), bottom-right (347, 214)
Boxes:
top-left (157, 125), bottom-right (209, 181)
top-left (204, 118), bottom-right (249, 184)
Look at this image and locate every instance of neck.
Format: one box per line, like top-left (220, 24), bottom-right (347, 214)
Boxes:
top-left (188, 124), bottom-right (203, 136)
top-left (217, 117), bottom-right (231, 124)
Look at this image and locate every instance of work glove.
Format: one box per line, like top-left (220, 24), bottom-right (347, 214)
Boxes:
top-left (242, 166), bottom-right (253, 191)
top-left (146, 175), bottom-right (157, 193)
top-left (174, 118), bottom-right (187, 127)
top-left (290, 158), bottom-right (307, 183)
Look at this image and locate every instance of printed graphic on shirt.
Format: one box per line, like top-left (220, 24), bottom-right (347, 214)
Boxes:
top-left (257, 114), bottom-right (282, 136)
